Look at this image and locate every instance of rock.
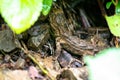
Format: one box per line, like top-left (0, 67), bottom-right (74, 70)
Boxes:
top-left (27, 24), bottom-right (50, 50)
top-left (0, 30), bottom-right (18, 52)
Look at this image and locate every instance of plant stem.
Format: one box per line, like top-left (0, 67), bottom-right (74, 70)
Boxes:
top-left (97, 0), bottom-right (107, 16)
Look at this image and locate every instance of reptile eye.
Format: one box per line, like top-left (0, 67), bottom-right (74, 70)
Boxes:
top-left (70, 61), bottom-right (82, 68)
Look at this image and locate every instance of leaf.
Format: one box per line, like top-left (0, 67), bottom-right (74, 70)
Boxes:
top-left (115, 0), bottom-right (120, 14)
top-left (106, 1), bottom-right (112, 9)
top-left (0, 0), bottom-right (43, 34)
top-left (105, 14), bottom-right (120, 37)
top-left (42, 0), bottom-right (52, 16)
top-left (84, 48), bottom-right (120, 80)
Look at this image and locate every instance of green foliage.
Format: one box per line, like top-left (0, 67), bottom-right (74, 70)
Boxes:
top-left (105, 0), bottom-right (120, 37)
top-left (84, 48), bottom-right (120, 80)
top-left (115, 0), bottom-right (120, 14)
top-left (106, 0), bottom-right (117, 9)
top-left (105, 14), bottom-right (120, 37)
top-left (0, 0), bottom-right (52, 34)
top-left (42, 0), bottom-right (52, 16)
top-left (106, 1), bottom-right (112, 9)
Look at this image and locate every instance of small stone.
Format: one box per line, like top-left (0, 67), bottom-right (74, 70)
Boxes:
top-left (27, 24), bottom-right (50, 50)
top-left (0, 30), bottom-right (17, 52)
top-left (15, 57), bottom-right (25, 68)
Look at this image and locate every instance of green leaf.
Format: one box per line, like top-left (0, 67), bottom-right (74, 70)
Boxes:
top-left (105, 14), bottom-right (120, 37)
top-left (106, 1), bottom-right (112, 9)
top-left (84, 48), bottom-right (120, 80)
top-left (115, 0), bottom-right (120, 14)
top-left (0, 0), bottom-right (43, 34)
top-left (42, 0), bottom-right (52, 16)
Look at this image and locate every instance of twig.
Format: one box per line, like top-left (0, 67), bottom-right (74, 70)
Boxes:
top-left (20, 41), bottom-right (55, 80)
top-left (97, 0), bottom-right (107, 16)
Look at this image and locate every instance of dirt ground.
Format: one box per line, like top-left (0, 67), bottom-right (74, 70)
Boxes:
top-left (0, 0), bottom-right (116, 80)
